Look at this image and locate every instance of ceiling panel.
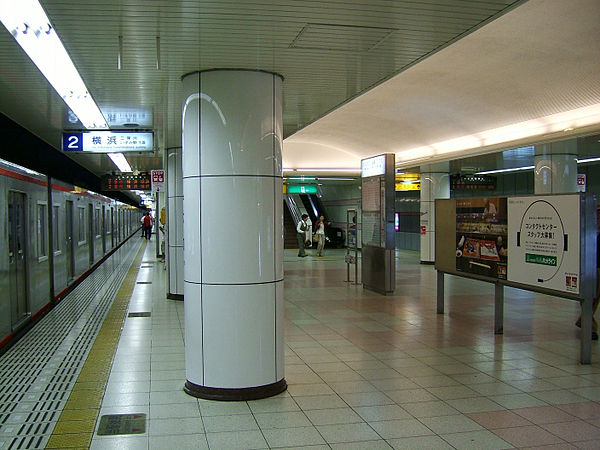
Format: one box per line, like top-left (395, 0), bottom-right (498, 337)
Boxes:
top-left (0, 0), bottom-right (520, 179)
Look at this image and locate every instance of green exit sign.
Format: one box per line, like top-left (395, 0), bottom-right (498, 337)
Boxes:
top-left (287, 185), bottom-right (318, 194)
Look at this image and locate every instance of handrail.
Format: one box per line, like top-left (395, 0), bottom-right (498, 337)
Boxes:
top-left (285, 195), bottom-right (301, 226)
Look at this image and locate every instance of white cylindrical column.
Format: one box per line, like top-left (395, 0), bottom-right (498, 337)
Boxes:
top-left (167, 146), bottom-right (184, 300)
top-left (534, 140), bottom-right (578, 194)
top-left (420, 164), bottom-right (450, 263)
top-left (182, 70), bottom-right (285, 400)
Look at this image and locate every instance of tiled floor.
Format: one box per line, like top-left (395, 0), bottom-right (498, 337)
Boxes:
top-left (79, 245), bottom-right (600, 448)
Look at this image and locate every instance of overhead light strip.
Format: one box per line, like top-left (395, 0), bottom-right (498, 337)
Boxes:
top-left (108, 153), bottom-right (132, 172)
top-left (0, 0), bottom-right (108, 129)
top-left (577, 157), bottom-right (600, 164)
top-left (475, 157), bottom-right (600, 175)
top-left (475, 165), bottom-right (535, 175)
top-left (284, 168), bottom-right (360, 173)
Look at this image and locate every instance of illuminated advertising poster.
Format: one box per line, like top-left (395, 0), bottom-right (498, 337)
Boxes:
top-left (508, 195), bottom-right (580, 294)
top-left (455, 197), bottom-right (508, 279)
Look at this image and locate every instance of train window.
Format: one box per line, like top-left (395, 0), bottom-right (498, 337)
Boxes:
top-left (53, 204), bottom-right (60, 253)
top-left (95, 208), bottom-right (101, 238)
top-left (37, 202), bottom-right (47, 259)
top-left (78, 207), bottom-right (86, 243)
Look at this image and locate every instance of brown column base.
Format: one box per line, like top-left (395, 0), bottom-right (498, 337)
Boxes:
top-left (184, 378), bottom-right (287, 401)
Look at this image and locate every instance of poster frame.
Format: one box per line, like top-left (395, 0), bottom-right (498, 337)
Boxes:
top-left (435, 193), bottom-right (597, 364)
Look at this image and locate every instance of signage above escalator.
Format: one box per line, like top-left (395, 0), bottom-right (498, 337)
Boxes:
top-left (287, 185), bottom-right (318, 194)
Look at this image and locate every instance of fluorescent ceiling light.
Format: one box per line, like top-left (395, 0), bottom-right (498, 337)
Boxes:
top-left (474, 156), bottom-right (600, 175)
top-left (289, 168), bottom-right (360, 173)
top-left (577, 157), bottom-right (600, 164)
top-left (475, 165), bottom-right (534, 175)
top-left (0, 0), bottom-right (107, 129)
top-left (108, 153), bottom-right (132, 172)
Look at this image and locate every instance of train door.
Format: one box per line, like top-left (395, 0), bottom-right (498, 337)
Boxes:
top-left (8, 191), bottom-right (29, 329)
top-left (88, 203), bottom-right (94, 266)
top-left (101, 205), bottom-right (106, 254)
top-left (111, 207), bottom-right (115, 248)
top-left (65, 200), bottom-right (75, 280)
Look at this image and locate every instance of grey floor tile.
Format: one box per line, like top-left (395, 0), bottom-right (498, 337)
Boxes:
top-left (261, 426), bottom-right (326, 447)
top-left (446, 397), bottom-right (506, 413)
top-left (294, 394), bottom-right (348, 410)
top-left (149, 402), bottom-right (200, 420)
top-left (387, 435), bottom-right (454, 449)
top-left (339, 391), bottom-right (395, 407)
top-left (490, 393), bottom-right (549, 409)
top-left (206, 430), bottom-right (268, 450)
top-left (316, 422), bottom-right (381, 443)
top-left (330, 440), bottom-right (392, 449)
top-left (254, 411), bottom-right (312, 429)
top-left (202, 414), bottom-right (258, 433)
top-left (369, 418), bottom-right (434, 439)
top-left (305, 407), bottom-right (364, 426)
top-left (420, 414), bottom-right (483, 434)
top-left (150, 389), bottom-right (198, 405)
top-left (353, 404), bottom-right (412, 422)
top-left (198, 400), bottom-right (251, 417)
top-left (148, 417), bottom-right (204, 436)
top-left (440, 430), bottom-right (513, 449)
top-left (247, 397), bottom-right (300, 414)
top-left (149, 434), bottom-right (209, 450)
top-left (90, 436), bottom-right (149, 450)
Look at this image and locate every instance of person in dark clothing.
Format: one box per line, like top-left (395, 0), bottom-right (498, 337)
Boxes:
top-left (576, 218), bottom-right (600, 340)
top-left (296, 214), bottom-right (309, 257)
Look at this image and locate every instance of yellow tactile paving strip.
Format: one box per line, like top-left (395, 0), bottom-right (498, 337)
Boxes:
top-left (46, 241), bottom-right (146, 449)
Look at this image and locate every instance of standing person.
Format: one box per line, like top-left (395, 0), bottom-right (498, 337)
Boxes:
top-left (296, 214), bottom-right (309, 257)
top-left (143, 212), bottom-right (153, 240)
top-left (140, 214), bottom-right (145, 238)
top-left (576, 209), bottom-right (600, 340)
top-left (314, 215), bottom-right (328, 257)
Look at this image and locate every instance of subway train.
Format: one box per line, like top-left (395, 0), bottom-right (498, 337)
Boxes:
top-left (0, 158), bottom-right (142, 353)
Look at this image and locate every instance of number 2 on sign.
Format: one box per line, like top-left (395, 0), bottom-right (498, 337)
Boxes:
top-left (67, 135), bottom-right (79, 149)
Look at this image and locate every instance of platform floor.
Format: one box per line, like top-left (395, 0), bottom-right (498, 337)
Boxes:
top-left (1, 239), bottom-right (600, 449)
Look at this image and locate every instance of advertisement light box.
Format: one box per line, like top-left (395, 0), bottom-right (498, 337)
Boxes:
top-left (63, 131), bottom-right (154, 152)
top-left (361, 154), bottom-right (386, 177)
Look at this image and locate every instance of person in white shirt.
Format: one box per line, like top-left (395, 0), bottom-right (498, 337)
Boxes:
top-left (296, 214), bottom-right (309, 257)
top-left (314, 215), bottom-right (329, 257)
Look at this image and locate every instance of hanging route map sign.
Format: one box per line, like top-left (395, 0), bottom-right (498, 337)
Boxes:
top-left (507, 195), bottom-right (580, 294)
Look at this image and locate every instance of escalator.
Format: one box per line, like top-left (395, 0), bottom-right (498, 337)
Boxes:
top-left (283, 204), bottom-right (298, 249)
top-left (298, 194), bottom-right (324, 223)
top-left (298, 194), bottom-right (345, 248)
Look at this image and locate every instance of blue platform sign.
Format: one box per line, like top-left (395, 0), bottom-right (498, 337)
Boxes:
top-left (63, 132), bottom-right (84, 151)
top-left (62, 131), bottom-right (153, 152)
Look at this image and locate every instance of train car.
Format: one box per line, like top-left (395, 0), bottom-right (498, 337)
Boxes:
top-left (0, 158), bottom-right (142, 352)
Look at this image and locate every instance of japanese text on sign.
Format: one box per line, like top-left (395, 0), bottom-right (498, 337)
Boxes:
top-left (63, 132), bottom-right (154, 152)
top-left (151, 170), bottom-right (165, 193)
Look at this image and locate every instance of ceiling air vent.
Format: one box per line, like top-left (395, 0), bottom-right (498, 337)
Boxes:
top-left (290, 23), bottom-right (394, 52)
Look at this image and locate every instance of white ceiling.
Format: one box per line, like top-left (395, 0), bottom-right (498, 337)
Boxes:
top-left (285, 0), bottom-right (600, 171)
top-left (0, 0), bottom-right (598, 180)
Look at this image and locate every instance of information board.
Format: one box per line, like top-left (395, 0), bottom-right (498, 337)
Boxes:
top-left (151, 170), bottom-right (165, 193)
top-left (507, 195), bottom-right (580, 294)
top-left (102, 173), bottom-right (151, 191)
top-left (362, 177), bottom-right (381, 211)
